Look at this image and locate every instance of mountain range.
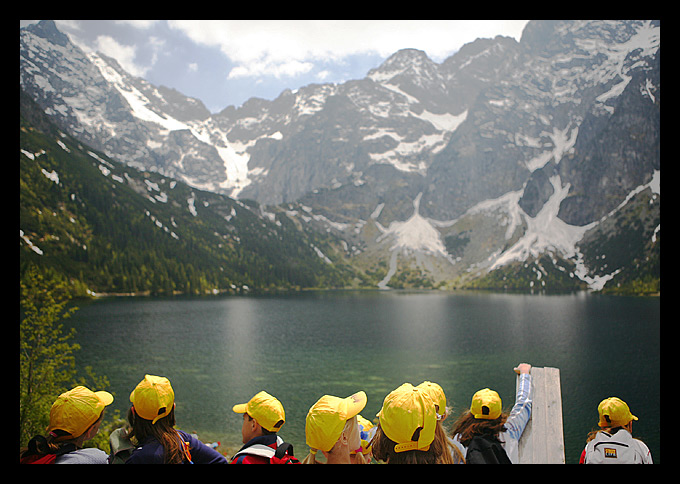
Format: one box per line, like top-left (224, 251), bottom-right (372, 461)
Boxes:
top-left (20, 20), bottom-right (660, 294)
top-left (20, 89), bottom-right (365, 295)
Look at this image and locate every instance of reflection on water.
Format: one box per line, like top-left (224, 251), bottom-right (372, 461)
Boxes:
top-left (68, 291), bottom-right (659, 463)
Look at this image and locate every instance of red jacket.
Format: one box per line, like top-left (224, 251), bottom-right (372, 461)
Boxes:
top-left (230, 435), bottom-right (282, 464)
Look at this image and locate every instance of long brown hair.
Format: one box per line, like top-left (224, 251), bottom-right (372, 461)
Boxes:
top-left (370, 423), bottom-right (445, 464)
top-left (435, 421), bottom-right (465, 464)
top-left (450, 411), bottom-right (508, 447)
top-left (127, 406), bottom-right (190, 464)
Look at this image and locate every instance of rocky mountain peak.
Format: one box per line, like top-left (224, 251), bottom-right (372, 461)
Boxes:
top-left (19, 20), bottom-right (660, 293)
top-left (367, 48), bottom-right (437, 82)
top-left (25, 19), bottom-right (70, 47)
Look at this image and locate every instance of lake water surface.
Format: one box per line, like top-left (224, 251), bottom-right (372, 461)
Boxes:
top-left (68, 290), bottom-right (660, 463)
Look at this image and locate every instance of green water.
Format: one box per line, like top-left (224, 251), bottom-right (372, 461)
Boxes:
top-left (68, 290), bottom-right (660, 463)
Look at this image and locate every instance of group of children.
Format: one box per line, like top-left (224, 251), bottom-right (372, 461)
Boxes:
top-left (20, 363), bottom-right (653, 464)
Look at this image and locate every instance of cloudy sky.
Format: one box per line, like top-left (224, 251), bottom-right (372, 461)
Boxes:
top-left (21, 20), bottom-right (529, 113)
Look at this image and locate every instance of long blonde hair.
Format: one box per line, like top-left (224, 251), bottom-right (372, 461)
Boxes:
top-left (302, 416), bottom-right (366, 464)
top-left (434, 421), bottom-right (465, 464)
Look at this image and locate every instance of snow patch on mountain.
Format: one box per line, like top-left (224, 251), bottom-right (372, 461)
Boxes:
top-left (482, 169), bottom-right (660, 290)
top-left (376, 193), bottom-right (450, 258)
top-left (490, 175), bottom-right (594, 270)
top-left (294, 84), bottom-right (338, 116)
top-left (524, 125), bottom-right (579, 172)
top-left (89, 53), bottom-right (186, 132)
top-left (417, 109), bottom-right (468, 133)
top-left (20, 230), bottom-right (43, 255)
top-left (457, 188), bottom-right (525, 240)
top-left (88, 52), bottom-right (289, 197)
top-left (367, 109), bottom-right (468, 174)
top-left (374, 192), bottom-right (455, 288)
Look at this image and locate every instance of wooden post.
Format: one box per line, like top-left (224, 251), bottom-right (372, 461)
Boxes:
top-left (517, 367), bottom-right (565, 463)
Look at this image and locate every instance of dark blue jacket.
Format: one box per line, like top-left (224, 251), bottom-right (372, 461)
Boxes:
top-left (126, 430), bottom-right (227, 464)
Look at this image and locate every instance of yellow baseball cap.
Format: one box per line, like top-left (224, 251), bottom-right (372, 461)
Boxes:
top-left (470, 388), bottom-right (502, 420)
top-left (377, 383), bottom-right (436, 453)
top-left (417, 381), bottom-right (447, 419)
top-left (130, 375), bottom-right (175, 424)
top-left (305, 391), bottom-right (367, 452)
top-left (232, 391), bottom-right (285, 433)
top-left (47, 386), bottom-right (114, 439)
top-left (598, 397), bottom-right (638, 428)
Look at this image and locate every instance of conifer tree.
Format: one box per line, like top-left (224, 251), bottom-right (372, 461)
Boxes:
top-left (20, 265), bottom-right (82, 445)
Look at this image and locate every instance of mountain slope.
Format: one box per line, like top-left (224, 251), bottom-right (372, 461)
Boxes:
top-left (20, 20), bottom-right (660, 294)
top-left (20, 90), bottom-right (363, 295)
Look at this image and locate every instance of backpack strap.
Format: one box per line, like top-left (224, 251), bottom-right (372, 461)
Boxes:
top-left (274, 442), bottom-right (294, 459)
top-left (21, 436), bottom-right (77, 464)
top-left (25, 435), bottom-right (48, 457)
top-left (232, 436), bottom-right (297, 463)
top-left (271, 442), bottom-right (300, 464)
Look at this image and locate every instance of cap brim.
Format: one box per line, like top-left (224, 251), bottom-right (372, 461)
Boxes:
top-left (232, 403), bottom-right (247, 414)
top-left (96, 391), bottom-right (114, 406)
top-left (343, 391), bottom-right (367, 419)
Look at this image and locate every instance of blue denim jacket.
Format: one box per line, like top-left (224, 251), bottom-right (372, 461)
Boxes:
top-left (451, 373), bottom-right (533, 464)
top-left (499, 373), bottom-right (532, 463)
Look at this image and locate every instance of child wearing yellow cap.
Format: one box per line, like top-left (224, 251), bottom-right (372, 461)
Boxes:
top-left (230, 391), bottom-right (291, 464)
top-left (20, 385), bottom-right (114, 464)
top-left (124, 374), bottom-right (227, 464)
top-left (302, 391), bottom-right (367, 464)
top-left (416, 381), bottom-right (465, 464)
top-left (450, 363), bottom-right (532, 464)
top-left (579, 397), bottom-right (652, 464)
top-left (371, 383), bottom-right (443, 464)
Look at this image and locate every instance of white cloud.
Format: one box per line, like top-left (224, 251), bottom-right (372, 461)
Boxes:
top-left (113, 20), bottom-right (159, 30)
top-left (26, 19), bottom-right (529, 108)
top-left (50, 20), bottom-right (163, 79)
top-left (168, 20), bottom-right (529, 80)
top-left (228, 59), bottom-right (313, 80)
top-left (147, 36), bottom-right (166, 65)
top-left (94, 35), bottom-right (149, 77)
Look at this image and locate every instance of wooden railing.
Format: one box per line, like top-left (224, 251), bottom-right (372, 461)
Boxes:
top-left (517, 366), bottom-right (565, 464)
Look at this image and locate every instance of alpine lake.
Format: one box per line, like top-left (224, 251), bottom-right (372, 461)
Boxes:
top-left (67, 290), bottom-right (660, 464)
